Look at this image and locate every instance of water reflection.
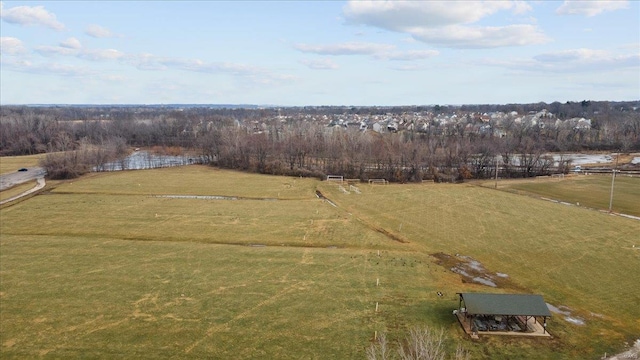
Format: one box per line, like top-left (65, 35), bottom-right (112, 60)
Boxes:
top-left (94, 151), bottom-right (206, 171)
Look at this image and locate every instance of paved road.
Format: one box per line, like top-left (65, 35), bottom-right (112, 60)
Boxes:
top-left (0, 167), bottom-right (46, 191)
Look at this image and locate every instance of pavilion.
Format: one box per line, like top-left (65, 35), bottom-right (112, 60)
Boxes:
top-left (455, 293), bottom-right (552, 338)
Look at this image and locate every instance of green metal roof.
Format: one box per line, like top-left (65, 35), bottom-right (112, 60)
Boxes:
top-left (459, 293), bottom-right (552, 317)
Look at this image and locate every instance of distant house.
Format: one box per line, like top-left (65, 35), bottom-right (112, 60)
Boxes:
top-left (575, 118), bottom-right (592, 130)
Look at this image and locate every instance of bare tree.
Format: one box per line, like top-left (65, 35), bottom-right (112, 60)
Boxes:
top-left (367, 332), bottom-right (392, 360)
top-left (367, 326), bottom-right (469, 360)
top-left (397, 327), bottom-right (446, 360)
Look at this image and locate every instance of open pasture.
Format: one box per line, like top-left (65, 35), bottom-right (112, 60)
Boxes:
top-left (0, 235), bottom-right (409, 358)
top-left (55, 166), bottom-right (316, 199)
top-left (489, 174), bottom-right (640, 217)
top-left (317, 180), bottom-right (640, 355)
top-left (0, 154), bottom-right (45, 175)
top-left (2, 167), bottom-right (391, 250)
top-left (1, 165), bottom-right (639, 359)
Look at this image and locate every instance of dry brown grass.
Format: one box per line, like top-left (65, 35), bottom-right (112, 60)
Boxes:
top-left (0, 181), bottom-right (37, 202)
top-left (1, 167), bottom-right (638, 359)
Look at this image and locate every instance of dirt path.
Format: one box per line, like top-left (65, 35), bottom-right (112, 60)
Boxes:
top-left (0, 176), bottom-right (46, 205)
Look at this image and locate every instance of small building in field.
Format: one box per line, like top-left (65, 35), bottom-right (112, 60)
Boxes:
top-left (455, 293), bottom-right (552, 339)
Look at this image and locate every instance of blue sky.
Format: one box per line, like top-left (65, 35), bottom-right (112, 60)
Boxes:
top-left (1, 1), bottom-right (638, 105)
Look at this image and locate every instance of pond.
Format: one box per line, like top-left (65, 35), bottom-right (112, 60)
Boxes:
top-left (94, 150), bottom-right (206, 171)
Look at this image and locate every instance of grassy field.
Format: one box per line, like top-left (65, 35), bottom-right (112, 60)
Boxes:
top-left (0, 154), bottom-right (45, 174)
top-left (486, 174), bottom-right (640, 217)
top-left (1, 165), bottom-right (639, 359)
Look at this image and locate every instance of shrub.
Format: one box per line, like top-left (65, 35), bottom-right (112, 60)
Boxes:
top-left (367, 326), bottom-right (469, 360)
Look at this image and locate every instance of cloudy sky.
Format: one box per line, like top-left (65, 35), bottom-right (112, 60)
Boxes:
top-left (1, 1), bottom-right (638, 105)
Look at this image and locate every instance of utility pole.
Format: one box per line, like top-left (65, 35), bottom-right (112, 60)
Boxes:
top-left (494, 155), bottom-right (499, 189)
top-left (608, 153), bottom-right (619, 213)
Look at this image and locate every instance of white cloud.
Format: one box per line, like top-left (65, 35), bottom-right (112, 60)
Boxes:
top-left (294, 42), bottom-right (394, 56)
top-left (124, 53), bottom-right (296, 85)
top-left (374, 49), bottom-right (439, 61)
top-left (34, 40), bottom-right (124, 61)
top-left (0, 2), bottom-right (65, 30)
top-left (85, 24), bottom-right (116, 38)
top-left (36, 38), bottom-right (84, 56)
top-left (125, 53), bottom-right (167, 70)
top-left (0, 36), bottom-right (27, 55)
top-left (412, 24), bottom-right (548, 48)
top-left (342, 0), bottom-right (547, 48)
top-left (556, 0), bottom-right (628, 17)
top-left (3, 33), bottom-right (293, 86)
top-left (35, 45), bottom-right (78, 57)
top-left (534, 48), bottom-right (610, 62)
top-left (217, 62), bottom-right (263, 75)
top-left (299, 58), bottom-right (339, 70)
top-left (79, 48), bottom-right (125, 61)
top-left (512, 1), bottom-right (533, 15)
top-left (1, 57), bottom-right (94, 76)
top-left (534, 49), bottom-right (639, 68)
top-left (60, 37), bottom-right (82, 49)
top-left (389, 63), bottom-right (428, 71)
top-left (481, 48), bottom-right (640, 73)
top-left (294, 41), bottom-right (440, 62)
top-left (343, 1), bottom-right (514, 30)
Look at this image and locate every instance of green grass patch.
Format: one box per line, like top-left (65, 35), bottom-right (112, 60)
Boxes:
top-left (1, 167), bottom-right (639, 359)
top-left (317, 181), bottom-right (640, 357)
top-left (0, 154), bottom-right (45, 174)
top-left (491, 175), bottom-right (640, 217)
top-left (0, 235), bottom-right (446, 359)
top-left (55, 166), bottom-right (316, 199)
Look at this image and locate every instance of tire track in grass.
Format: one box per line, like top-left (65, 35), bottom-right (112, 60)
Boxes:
top-left (36, 317), bottom-right (130, 356)
top-left (184, 279), bottom-right (311, 354)
top-left (184, 253), bottom-right (363, 354)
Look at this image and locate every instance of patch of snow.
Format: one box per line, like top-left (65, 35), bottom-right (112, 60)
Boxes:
top-left (547, 303), bottom-right (571, 316)
top-left (458, 255), bottom-right (485, 272)
top-left (467, 260), bottom-right (484, 272)
top-left (472, 277), bottom-right (497, 287)
top-left (451, 267), bottom-right (471, 278)
top-left (547, 303), bottom-right (587, 326)
top-left (496, 272), bottom-right (509, 278)
top-left (565, 316), bottom-right (586, 326)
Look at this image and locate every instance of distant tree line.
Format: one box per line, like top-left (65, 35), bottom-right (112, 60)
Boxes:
top-left (1, 101), bottom-right (638, 181)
